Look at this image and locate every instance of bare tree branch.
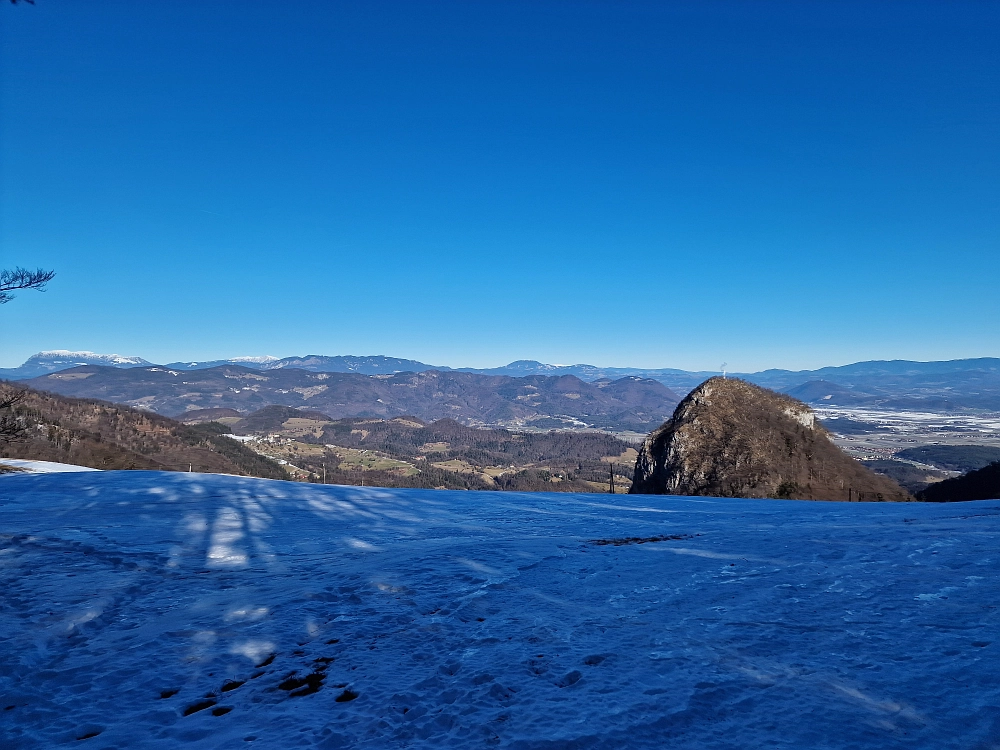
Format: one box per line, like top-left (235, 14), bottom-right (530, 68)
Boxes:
top-left (0, 267), bottom-right (55, 304)
top-left (0, 388), bottom-right (25, 411)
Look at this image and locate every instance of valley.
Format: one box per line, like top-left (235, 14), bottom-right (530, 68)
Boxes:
top-left (816, 405), bottom-right (1000, 455)
top-left (817, 406), bottom-right (1000, 492)
top-left (0, 388), bottom-right (637, 494)
top-left (198, 408), bottom-right (637, 493)
top-left (5, 352), bottom-right (1000, 498)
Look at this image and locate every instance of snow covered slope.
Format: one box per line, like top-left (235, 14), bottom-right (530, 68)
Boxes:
top-left (0, 459), bottom-right (101, 474)
top-left (1, 473), bottom-right (997, 748)
top-left (0, 351), bottom-right (151, 379)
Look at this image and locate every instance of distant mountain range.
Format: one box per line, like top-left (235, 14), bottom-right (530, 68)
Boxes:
top-left (4, 351), bottom-right (1000, 412)
top-left (21, 365), bottom-right (680, 433)
top-left (0, 350), bottom-right (154, 378)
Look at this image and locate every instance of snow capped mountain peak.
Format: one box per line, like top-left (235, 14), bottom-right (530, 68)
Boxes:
top-left (0, 350), bottom-right (156, 379)
top-left (27, 350), bottom-right (151, 367)
top-left (226, 355), bottom-right (280, 364)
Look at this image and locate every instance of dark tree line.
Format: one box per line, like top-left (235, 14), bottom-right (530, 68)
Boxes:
top-left (0, 389), bottom-right (26, 443)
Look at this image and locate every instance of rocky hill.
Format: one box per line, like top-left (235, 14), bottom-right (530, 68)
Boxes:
top-left (630, 378), bottom-right (911, 501)
top-left (23, 366), bottom-right (679, 432)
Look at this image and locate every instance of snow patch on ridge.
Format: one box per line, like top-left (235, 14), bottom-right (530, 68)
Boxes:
top-left (223, 355), bottom-right (280, 364)
top-left (30, 350), bottom-right (149, 366)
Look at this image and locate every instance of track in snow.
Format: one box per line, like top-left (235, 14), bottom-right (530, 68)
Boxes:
top-left (1, 471), bottom-right (998, 748)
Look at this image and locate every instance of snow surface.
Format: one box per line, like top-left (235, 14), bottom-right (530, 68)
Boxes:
top-left (0, 459), bottom-right (101, 474)
top-left (1, 472), bottom-right (998, 749)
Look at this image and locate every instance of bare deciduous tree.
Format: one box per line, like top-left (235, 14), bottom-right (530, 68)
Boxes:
top-left (0, 267), bottom-right (55, 305)
top-left (0, 388), bottom-right (27, 443)
top-left (0, 263), bottom-right (55, 444)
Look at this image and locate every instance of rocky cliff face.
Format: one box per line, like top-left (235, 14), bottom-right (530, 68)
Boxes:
top-left (630, 377), bottom-right (911, 501)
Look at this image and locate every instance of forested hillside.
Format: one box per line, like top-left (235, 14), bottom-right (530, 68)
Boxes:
top-left (216, 406), bottom-right (637, 492)
top-left (917, 462), bottom-right (1000, 502)
top-left (0, 386), bottom-right (287, 479)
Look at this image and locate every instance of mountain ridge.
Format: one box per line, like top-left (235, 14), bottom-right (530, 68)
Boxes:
top-left (5, 351), bottom-right (1000, 410)
top-left (0, 351), bottom-right (154, 379)
top-left (21, 365), bottom-right (680, 433)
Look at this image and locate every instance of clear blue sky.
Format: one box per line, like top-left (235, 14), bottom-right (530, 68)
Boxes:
top-left (1, 1), bottom-right (997, 372)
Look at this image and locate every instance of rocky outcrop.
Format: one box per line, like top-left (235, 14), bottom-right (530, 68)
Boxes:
top-left (630, 377), bottom-right (911, 501)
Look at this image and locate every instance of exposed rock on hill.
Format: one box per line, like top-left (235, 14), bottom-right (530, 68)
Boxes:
top-left (630, 378), bottom-right (911, 501)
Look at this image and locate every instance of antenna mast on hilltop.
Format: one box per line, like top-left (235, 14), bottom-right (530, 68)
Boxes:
top-left (720, 362), bottom-right (728, 380)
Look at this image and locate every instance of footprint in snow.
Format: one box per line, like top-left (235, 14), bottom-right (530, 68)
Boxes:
top-left (556, 670), bottom-right (583, 688)
top-left (182, 699), bottom-right (217, 716)
top-left (278, 671), bottom-right (325, 697)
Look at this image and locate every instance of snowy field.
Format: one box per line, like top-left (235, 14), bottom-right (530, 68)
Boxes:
top-left (814, 406), bottom-right (1000, 453)
top-left (0, 459), bottom-right (100, 474)
top-left (1, 472), bottom-right (998, 749)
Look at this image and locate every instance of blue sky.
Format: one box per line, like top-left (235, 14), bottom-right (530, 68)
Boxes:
top-left (1, 1), bottom-right (997, 372)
